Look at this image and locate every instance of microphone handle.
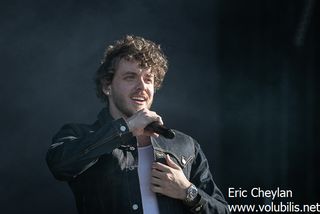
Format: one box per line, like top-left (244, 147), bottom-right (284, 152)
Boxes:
top-left (145, 122), bottom-right (175, 139)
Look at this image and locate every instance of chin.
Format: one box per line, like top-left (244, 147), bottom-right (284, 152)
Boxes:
top-left (133, 106), bottom-right (145, 112)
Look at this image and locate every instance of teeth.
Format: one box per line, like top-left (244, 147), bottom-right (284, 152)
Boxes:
top-left (132, 97), bottom-right (145, 101)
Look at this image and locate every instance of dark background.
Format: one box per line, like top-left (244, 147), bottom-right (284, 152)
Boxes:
top-left (1, 0), bottom-right (319, 213)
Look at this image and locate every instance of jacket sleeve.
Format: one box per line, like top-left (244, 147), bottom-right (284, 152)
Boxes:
top-left (46, 118), bottom-right (132, 181)
top-left (187, 142), bottom-right (230, 214)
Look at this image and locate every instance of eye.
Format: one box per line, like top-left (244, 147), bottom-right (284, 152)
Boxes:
top-left (144, 78), bottom-right (153, 84)
top-left (144, 75), bottom-right (154, 84)
top-left (124, 75), bottom-right (135, 81)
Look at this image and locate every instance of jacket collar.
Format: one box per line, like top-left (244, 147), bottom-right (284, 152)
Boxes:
top-left (97, 107), bottom-right (195, 168)
top-left (97, 107), bottom-right (114, 126)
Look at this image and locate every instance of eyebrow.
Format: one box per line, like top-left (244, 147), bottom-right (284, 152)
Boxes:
top-left (122, 71), bottom-right (137, 76)
top-left (121, 71), bottom-right (154, 77)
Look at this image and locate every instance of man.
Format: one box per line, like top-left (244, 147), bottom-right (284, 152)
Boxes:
top-left (46, 35), bottom-right (229, 214)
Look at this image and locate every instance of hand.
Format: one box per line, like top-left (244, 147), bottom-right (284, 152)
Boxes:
top-left (125, 108), bottom-right (163, 137)
top-left (151, 154), bottom-right (192, 200)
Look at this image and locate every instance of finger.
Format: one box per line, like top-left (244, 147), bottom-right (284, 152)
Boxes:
top-left (148, 111), bottom-right (163, 125)
top-left (156, 116), bottom-right (163, 125)
top-left (166, 154), bottom-right (180, 170)
top-left (152, 162), bottom-right (172, 172)
top-left (143, 130), bottom-right (159, 137)
top-left (150, 185), bottom-right (163, 194)
top-left (151, 176), bottom-right (162, 186)
top-left (151, 168), bottom-right (164, 179)
top-left (151, 132), bottom-right (160, 138)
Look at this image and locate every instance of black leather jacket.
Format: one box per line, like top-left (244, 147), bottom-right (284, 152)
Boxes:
top-left (46, 108), bottom-right (229, 214)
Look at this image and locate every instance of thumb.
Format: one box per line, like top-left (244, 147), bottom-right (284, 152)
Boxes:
top-left (166, 154), bottom-right (180, 169)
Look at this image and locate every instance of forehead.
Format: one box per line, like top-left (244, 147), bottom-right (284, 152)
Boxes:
top-left (116, 59), bottom-right (153, 76)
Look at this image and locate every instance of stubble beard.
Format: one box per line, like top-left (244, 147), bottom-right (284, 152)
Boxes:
top-left (111, 92), bottom-right (153, 118)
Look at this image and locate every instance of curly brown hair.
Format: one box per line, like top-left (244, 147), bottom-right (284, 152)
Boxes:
top-left (95, 35), bottom-right (168, 102)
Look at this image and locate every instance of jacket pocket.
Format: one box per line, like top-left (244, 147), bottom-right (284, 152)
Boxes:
top-left (154, 149), bottom-right (194, 169)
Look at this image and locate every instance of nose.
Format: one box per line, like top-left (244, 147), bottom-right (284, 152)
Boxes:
top-left (136, 77), bottom-right (147, 90)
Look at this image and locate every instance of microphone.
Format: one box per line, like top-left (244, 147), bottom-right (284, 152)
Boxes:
top-left (145, 122), bottom-right (175, 139)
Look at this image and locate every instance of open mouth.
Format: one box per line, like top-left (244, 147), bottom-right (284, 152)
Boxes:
top-left (131, 96), bottom-right (147, 104)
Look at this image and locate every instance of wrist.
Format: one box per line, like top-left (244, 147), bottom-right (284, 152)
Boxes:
top-left (184, 183), bottom-right (198, 203)
top-left (124, 117), bottom-right (134, 132)
top-left (180, 181), bottom-right (192, 199)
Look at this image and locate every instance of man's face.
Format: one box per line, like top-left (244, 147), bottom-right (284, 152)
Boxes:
top-left (104, 59), bottom-right (155, 119)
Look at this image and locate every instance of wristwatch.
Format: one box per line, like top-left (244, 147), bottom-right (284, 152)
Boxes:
top-left (185, 184), bottom-right (198, 202)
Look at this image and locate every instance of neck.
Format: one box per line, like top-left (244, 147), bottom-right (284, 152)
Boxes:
top-left (137, 135), bottom-right (151, 147)
top-left (108, 104), bottom-right (125, 120)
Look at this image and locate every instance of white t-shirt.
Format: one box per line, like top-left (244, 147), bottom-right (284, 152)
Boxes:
top-left (138, 145), bottom-right (160, 214)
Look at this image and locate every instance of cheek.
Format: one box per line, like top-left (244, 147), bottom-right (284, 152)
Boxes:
top-left (112, 84), bottom-right (131, 96)
top-left (148, 86), bottom-right (155, 97)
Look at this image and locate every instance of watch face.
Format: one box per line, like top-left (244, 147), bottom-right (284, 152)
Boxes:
top-left (186, 184), bottom-right (198, 201)
top-left (190, 186), bottom-right (197, 197)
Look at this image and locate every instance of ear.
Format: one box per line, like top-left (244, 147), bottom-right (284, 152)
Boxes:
top-left (101, 79), bottom-right (111, 96)
top-left (102, 87), bottom-right (109, 96)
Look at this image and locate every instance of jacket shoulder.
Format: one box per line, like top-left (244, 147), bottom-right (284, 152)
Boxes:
top-left (53, 121), bottom-right (99, 140)
top-left (172, 129), bottom-right (198, 146)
